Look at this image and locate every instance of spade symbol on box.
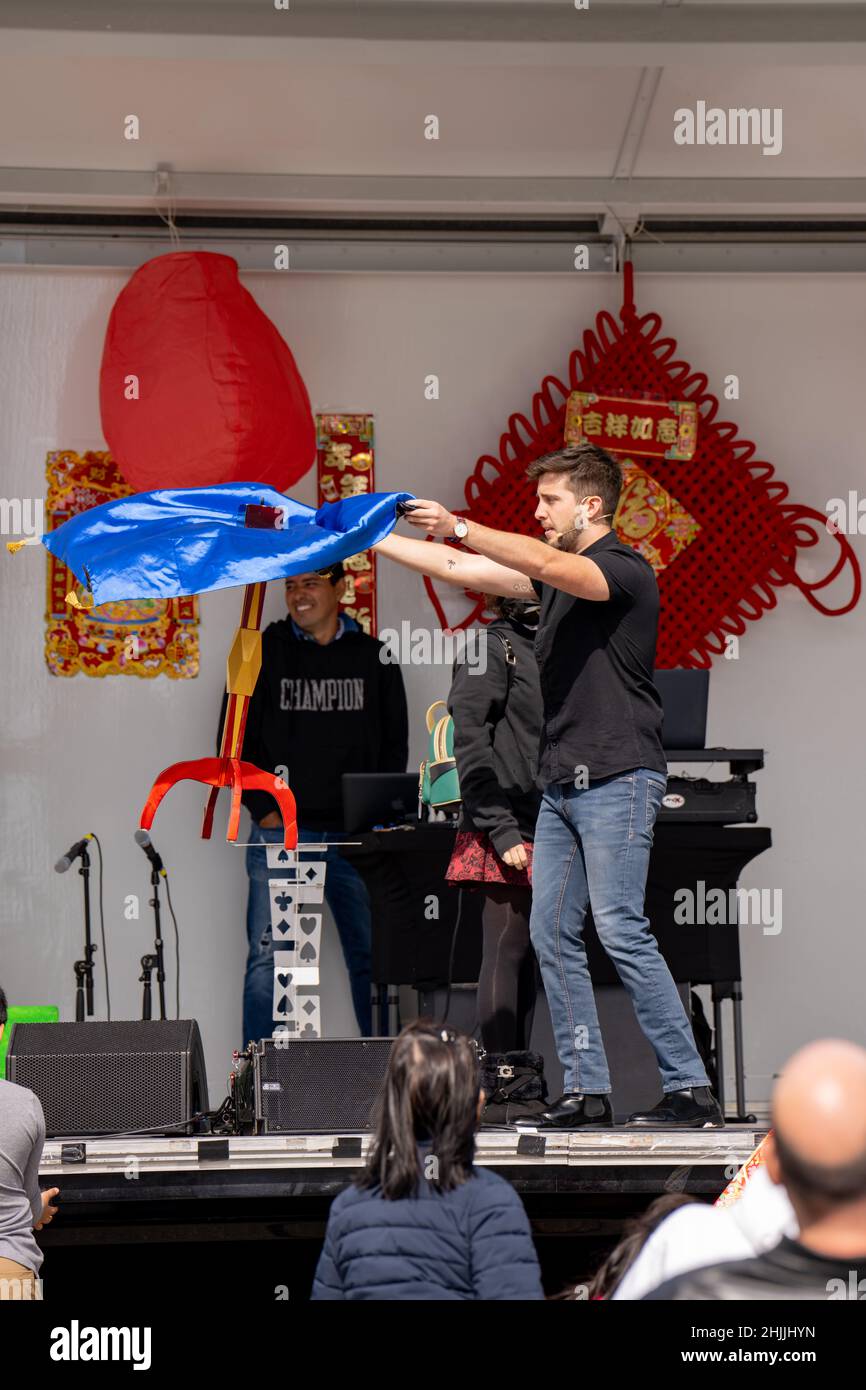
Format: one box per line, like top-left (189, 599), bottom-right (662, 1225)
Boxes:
top-left (300, 942), bottom-right (316, 962)
top-left (277, 995), bottom-right (294, 1015)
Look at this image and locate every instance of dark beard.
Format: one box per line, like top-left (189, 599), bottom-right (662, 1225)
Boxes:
top-left (549, 527), bottom-right (584, 555)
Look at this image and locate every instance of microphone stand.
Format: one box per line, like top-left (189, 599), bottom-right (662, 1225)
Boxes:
top-left (72, 845), bottom-right (96, 1021)
top-left (139, 954), bottom-right (156, 1020)
top-left (140, 860), bottom-right (167, 1021)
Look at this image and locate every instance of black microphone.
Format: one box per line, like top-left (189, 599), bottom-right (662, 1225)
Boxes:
top-left (134, 829), bottom-right (165, 874)
top-left (54, 835), bottom-right (93, 874)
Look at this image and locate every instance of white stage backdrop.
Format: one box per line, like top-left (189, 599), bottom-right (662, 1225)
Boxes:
top-left (1, 266), bottom-right (863, 1107)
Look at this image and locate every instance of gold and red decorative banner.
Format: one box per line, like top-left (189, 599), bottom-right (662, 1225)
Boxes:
top-left (565, 390), bottom-right (698, 461)
top-left (315, 414), bottom-right (377, 635)
top-left (715, 1133), bottom-right (771, 1208)
top-left (45, 450), bottom-right (199, 678)
top-left (614, 459), bottom-right (701, 577)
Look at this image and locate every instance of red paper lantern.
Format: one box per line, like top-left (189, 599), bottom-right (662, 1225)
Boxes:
top-left (99, 251), bottom-right (315, 493)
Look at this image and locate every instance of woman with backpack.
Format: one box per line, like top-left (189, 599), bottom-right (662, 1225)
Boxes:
top-left (310, 1020), bottom-right (544, 1300)
top-left (443, 595), bottom-right (547, 1123)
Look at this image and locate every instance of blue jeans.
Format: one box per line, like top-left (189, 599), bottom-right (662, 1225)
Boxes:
top-left (529, 768), bottom-right (710, 1096)
top-left (244, 822), bottom-right (373, 1045)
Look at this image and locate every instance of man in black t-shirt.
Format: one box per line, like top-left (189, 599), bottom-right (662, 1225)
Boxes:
top-left (374, 442), bottom-right (721, 1128)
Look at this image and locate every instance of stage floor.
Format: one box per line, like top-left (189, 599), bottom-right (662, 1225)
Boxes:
top-left (35, 1126), bottom-right (767, 1298)
top-left (41, 1124), bottom-right (765, 1198)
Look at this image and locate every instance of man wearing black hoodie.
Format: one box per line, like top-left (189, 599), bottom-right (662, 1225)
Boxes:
top-left (220, 563), bottom-right (408, 1044)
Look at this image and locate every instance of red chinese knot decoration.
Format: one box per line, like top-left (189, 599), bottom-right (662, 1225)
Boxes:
top-left (425, 263), bottom-right (860, 667)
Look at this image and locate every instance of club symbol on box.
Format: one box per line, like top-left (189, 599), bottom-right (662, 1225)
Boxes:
top-left (297, 991), bottom-right (321, 1038)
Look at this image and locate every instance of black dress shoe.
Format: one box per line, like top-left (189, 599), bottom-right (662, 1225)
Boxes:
top-left (528, 1092), bottom-right (613, 1129)
top-left (625, 1086), bottom-right (725, 1129)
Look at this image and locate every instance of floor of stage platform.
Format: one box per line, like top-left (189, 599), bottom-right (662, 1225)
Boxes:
top-left (36, 1127), bottom-right (767, 1298)
top-left (41, 1124), bottom-right (765, 1197)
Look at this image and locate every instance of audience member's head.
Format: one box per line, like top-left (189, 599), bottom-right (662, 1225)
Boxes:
top-left (560, 1193), bottom-right (698, 1300)
top-left (359, 1021), bottom-right (482, 1200)
top-left (767, 1039), bottom-right (866, 1238)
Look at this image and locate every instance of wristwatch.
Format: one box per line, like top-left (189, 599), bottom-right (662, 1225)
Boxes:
top-left (451, 517), bottom-right (469, 541)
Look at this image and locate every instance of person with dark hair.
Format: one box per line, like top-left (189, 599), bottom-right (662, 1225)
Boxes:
top-left (310, 1020), bottom-right (544, 1299)
top-left (645, 1039), bottom-right (866, 1299)
top-left (548, 1193), bottom-right (699, 1300)
top-left (374, 442), bottom-right (720, 1128)
top-left (219, 563), bottom-right (409, 1044)
top-left (0, 986), bottom-right (60, 1300)
top-left (611, 1156), bottom-right (797, 1299)
top-left (443, 594), bottom-right (546, 1121)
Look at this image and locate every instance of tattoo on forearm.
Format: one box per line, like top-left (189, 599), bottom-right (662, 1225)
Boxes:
top-left (446, 558), bottom-right (456, 569)
top-left (511, 580), bottom-right (535, 593)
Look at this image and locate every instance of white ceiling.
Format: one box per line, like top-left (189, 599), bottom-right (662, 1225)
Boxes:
top-left (0, 1), bottom-right (865, 219)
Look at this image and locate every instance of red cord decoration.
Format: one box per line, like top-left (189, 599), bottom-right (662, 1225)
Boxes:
top-left (424, 263), bottom-right (860, 667)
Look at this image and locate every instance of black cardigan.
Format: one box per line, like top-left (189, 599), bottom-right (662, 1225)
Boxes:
top-left (446, 616), bottom-right (542, 855)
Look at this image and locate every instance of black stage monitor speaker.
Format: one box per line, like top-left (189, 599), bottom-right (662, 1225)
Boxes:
top-left (254, 1037), bottom-right (393, 1133)
top-left (6, 1020), bottom-right (209, 1137)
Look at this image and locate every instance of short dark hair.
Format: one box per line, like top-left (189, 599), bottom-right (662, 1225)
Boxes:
top-left (483, 593), bottom-right (540, 625)
top-left (0, 986), bottom-right (7, 1027)
top-left (774, 1126), bottom-right (866, 1206)
top-left (284, 562), bottom-right (344, 585)
top-left (526, 441), bottom-right (623, 521)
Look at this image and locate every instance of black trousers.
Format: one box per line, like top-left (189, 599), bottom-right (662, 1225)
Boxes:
top-left (476, 884), bottom-right (541, 1053)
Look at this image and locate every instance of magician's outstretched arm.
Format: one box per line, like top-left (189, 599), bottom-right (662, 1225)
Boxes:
top-left (374, 499), bottom-right (610, 602)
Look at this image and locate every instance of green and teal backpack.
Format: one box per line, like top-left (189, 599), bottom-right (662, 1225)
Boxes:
top-left (418, 632), bottom-right (516, 811)
top-left (418, 700), bottom-right (461, 810)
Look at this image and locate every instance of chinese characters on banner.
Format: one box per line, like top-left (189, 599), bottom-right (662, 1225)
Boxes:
top-left (315, 414), bottom-right (377, 635)
top-left (613, 459), bottom-right (701, 576)
top-left (565, 391), bottom-right (698, 461)
top-left (564, 392), bottom-right (701, 578)
top-left (44, 450), bottom-right (199, 678)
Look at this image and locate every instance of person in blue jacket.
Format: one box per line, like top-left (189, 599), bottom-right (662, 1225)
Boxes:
top-left (310, 1020), bottom-right (544, 1300)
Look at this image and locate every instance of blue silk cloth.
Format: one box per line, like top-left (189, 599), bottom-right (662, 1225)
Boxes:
top-left (41, 483), bottom-right (415, 605)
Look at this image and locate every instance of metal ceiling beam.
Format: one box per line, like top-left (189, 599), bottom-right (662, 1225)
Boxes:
top-left (0, 235), bottom-right (618, 273)
top-left (2, 3), bottom-right (866, 66)
top-left (3, 231), bottom-right (866, 275)
top-left (3, 169), bottom-right (866, 217)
